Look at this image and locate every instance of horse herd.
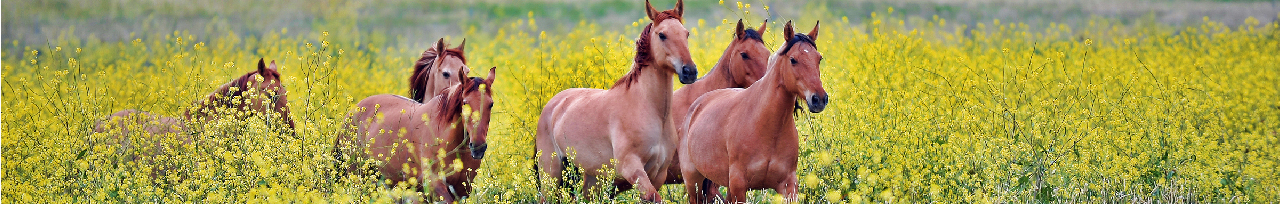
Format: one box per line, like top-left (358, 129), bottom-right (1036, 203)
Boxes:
top-left (92, 0), bottom-right (827, 203)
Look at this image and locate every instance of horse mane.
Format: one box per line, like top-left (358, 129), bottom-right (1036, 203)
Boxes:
top-left (410, 46), bottom-right (468, 102)
top-left (612, 9), bottom-right (682, 89)
top-left (779, 33), bottom-right (816, 55)
top-left (436, 77), bottom-right (486, 123)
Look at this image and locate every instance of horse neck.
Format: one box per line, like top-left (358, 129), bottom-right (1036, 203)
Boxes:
top-left (185, 81), bottom-right (237, 120)
top-left (741, 59), bottom-right (797, 124)
top-left (615, 63), bottom-right (675, 113)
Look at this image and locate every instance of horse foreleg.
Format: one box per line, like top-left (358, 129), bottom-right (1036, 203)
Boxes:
top-left (430, 180), bottom-right (455, 203)
top-left (726, 166), bottom-right (749, 204)
top-left (775, 173), bottom-right (799, 202)
top-left (616, 155), bottom-right (662, 203)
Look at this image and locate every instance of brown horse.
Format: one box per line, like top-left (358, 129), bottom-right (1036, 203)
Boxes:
top-left (409, 38), bottom-right (471, 102)
top-left (679, 21), bottom-right (827, 204)
top-left (340, 68), bottom-right (495, 203)
top-left (535, 0), bottom-right (696, 202)
top-left (665, 19), bottom-right (770, 186)
top-left (95, 58), bottom-right (294, 135)
top-left (93, 58), bottom-right (294, 183)
top-left (185, 59), bottom-right (295, 129)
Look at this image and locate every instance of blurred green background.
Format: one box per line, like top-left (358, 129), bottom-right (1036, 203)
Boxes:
top-left (5, 0), bottom-right (1278, 47)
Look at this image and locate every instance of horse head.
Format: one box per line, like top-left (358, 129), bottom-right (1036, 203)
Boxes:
top-left (411, 38), bottom-right (471, 102)
top-left (725, 19), bottom-right (771, 87)
top-left (459, 68), bottom-right (496, 159)
top-left (645, 0), bottom-right (697, 84)
top-left (774, 21), bottom-right (828, 113)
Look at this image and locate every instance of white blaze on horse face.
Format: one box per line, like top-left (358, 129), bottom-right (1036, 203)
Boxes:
top-left (668, 57), bottom-right (684, 74)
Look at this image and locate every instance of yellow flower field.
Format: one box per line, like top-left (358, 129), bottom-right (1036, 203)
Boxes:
top-left (4, 3), bottom-right (1279, 203)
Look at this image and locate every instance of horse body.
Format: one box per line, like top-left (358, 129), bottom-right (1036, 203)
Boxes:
top-left (535, 0), bottom-right (696, 202)
top-left (342, 69), bottom-right (495, 203)
top-left (665, 19), bottom-right (770, 186)
top-left (680, 21), bottom-right (827, 204)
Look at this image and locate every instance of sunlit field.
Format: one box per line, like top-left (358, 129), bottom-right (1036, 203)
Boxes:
top-left (4, 0), bottom-right (1279, 203)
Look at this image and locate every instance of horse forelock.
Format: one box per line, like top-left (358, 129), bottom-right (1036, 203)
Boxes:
top-left (739, 28), bottom-right (763, 42)
top-left (779, 33), bottom-right (817, 55)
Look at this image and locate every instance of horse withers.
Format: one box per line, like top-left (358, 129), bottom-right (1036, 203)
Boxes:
top-left (340, 68), bottom-right (496, 203)
top-left (679, 21), bottom-right (827, 204)
top-left (535, 0), bottom-right (697, 202)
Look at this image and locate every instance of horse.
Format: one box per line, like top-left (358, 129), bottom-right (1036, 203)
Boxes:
top-left (184, 59), bottom-right (295, 130)
top-left (678, 21), bottom-right (827, 204)
top-left (410, 38), bottom-right (471, 102)
top-left (92, 58), bottom-right (294, 183)
top-left (664, 19), bottom-right (770, 189)
top-left (534, 0), bottom-right (697, 202)
top-left (339, 68), bottom-right (495, 203)
top-left (95, 58), bottom-right (293, 136)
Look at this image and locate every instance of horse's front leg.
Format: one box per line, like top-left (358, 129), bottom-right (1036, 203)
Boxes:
top-left (726, 165), bottom-right (749, 204)
top-left (430, 180), bottom-right (456, 203)
top-left (616, 154), bottom-right (662, 203)
top-left (775, 173), bottom-right (799, 202)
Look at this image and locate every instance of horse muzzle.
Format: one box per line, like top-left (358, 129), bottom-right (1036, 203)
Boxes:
top-left (469, 143), bottom-right (488, 159)
top-left (677, 64), bottom-right (698, 84)
top-left (807, 94), bottom-right (829, 113)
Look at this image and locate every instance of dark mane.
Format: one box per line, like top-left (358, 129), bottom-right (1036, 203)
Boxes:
top-left (779, 33), bottom-right (816, 55)
top-left (410, 46), bottom-right (468, 102)
top-left (226, 68), bottom-right (282, 97)
top-left (436, 77), bottom-right (486, 123)
top-left (612, 24), bottom-right (653, 89)
top-left (612, 8), bottom-right (683, 89)
top-left (740, 28), bottom-right (763, 42)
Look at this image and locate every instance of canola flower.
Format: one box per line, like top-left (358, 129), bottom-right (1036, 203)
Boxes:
top-left (3, 6), bottom-right (1279, 204)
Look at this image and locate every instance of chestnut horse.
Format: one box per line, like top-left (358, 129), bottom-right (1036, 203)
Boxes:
top-left (665, 19), bottom-right (770, 187)
top-left (535, 0), bottom-right (697, 202)
top-left (679, 21), bottom-right (827, 204)
top-left (410, 38), bottom-right (471, 102)
top-left (95, 58), bottom-right (294, 135)
top-left (93, 59), bottom-right (294, 182)
top-left (340, 68), bottom-right (495, 203)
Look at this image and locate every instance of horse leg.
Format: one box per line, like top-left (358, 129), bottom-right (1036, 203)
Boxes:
top-left (775, 173), bottom-right (799, 202)
top-left (681, 169), bottom-right (707, 204)
top-left (431, 180), bottom-right (454, 203)
top-left (726, 166), bottom-right (749, 204)
top-left (703, 179), bottom-right (725, 203)
top-left (616, 155), bottom-right (662, 203)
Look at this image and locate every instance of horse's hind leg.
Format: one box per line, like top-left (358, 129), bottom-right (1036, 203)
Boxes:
top-left (681, 171), bottom-right (708, 204)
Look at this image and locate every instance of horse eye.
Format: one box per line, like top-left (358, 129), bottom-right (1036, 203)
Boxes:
top-left (790, 58), bottom-right (798, 65)
top-left (658, 33), bottom-right (667, 40)
top-left (443, 72), bottom-right (450, 78)
top-left (740, 53), bottom-right (749, 59)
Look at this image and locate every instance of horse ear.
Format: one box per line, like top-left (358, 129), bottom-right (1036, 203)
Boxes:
top-left (734, 19), bottom-right (746, 39)
top-left (675, 0), bottom-right (684, 17)
top-left (485, 67), bottom-right (496, 84)
top-left (434, 38), bottom-right (447, 63)
top-left (268, 60), bottom-right (278, 71)
top-left (455, 38), bottom-right (466, 53)
top-left (645, 0), bottom-right (659, 21)
top-left (808, 21), bottom-right (820, 41)
top-left (783, 20), bottom-right (795, 41)
top-left (257, 58), bottom-right (267, 73)
top-left (758, 19), bottom-right (769, 35)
